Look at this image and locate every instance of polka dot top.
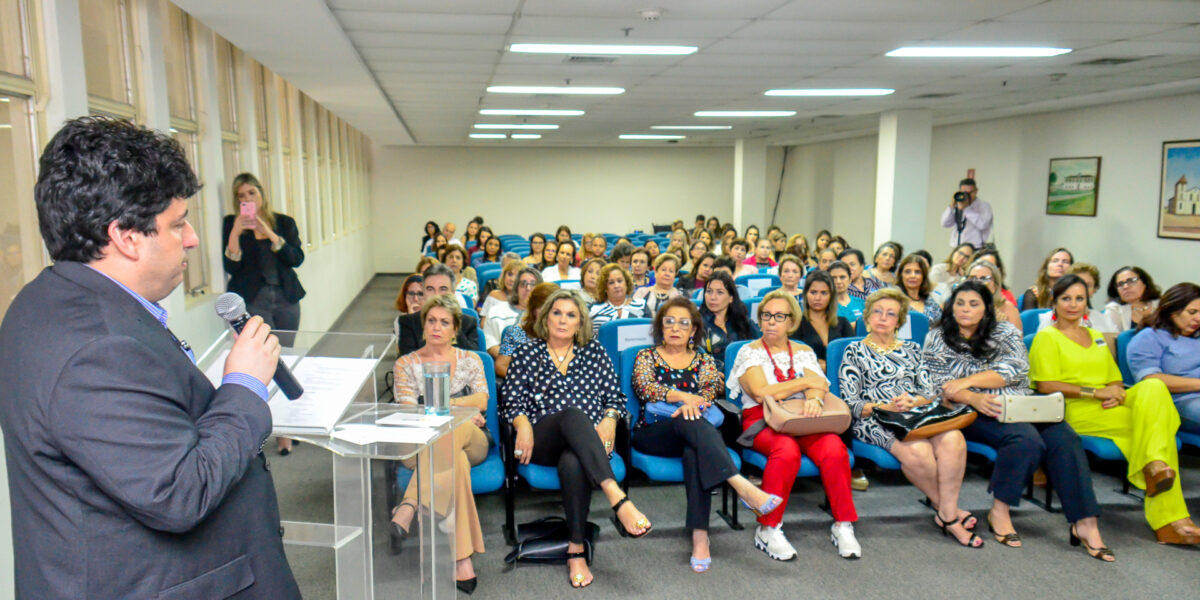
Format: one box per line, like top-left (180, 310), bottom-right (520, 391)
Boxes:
top-left (500, 338), bottom-right (626, 426)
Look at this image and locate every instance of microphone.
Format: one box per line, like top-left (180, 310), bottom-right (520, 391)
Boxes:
top-left (215, 293), bottom-right (305, 400)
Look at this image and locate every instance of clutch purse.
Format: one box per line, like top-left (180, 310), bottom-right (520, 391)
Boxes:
top-left (761, 394), bottom-right (851, 436)
top-left (872, 401), bottom-right (976, 442)
top-left (644, 401), bottom-right (724, 427)
top-left (998, 393), bottom-right (1064, 423)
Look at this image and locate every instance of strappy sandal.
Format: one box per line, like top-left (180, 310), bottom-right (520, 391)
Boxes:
top-left (611, 496), bottom-right (652, 538)
top-left (936, 514), bottom-right (984, 548)
top-left (690, 536), bottom-right (712, 573)
top-left (567, 552), bottom-right (592, 588)
top-left (739, 493), bottom-right (784, 519)
top-left (987, 513), bottom-right (1022, 548)
top-left (1071, 526), bottom-right (1115, 562)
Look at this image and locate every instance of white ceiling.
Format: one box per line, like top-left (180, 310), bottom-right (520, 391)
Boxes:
top-left (184, 0), bottom-right (1200, 146)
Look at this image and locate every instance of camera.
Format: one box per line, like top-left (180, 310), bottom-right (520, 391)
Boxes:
top-left (953, 191), bottom-right (971, 204)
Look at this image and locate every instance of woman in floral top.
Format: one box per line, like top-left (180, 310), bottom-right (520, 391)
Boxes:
top-left (631, 297), bottom-right (779, 574)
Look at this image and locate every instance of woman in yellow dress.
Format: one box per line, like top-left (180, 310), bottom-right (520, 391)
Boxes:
top-left (1030, 274), bottom-right (1199, 546)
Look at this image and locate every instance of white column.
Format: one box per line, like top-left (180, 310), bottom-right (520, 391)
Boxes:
top-left (131, 0), bottom-right (170, 131)
top-left (734, 138), bottom-right (768, 233)
top-left (39, 0), bottom-right (89, 130)
top-left (873, 110), bottom-right (932, 251)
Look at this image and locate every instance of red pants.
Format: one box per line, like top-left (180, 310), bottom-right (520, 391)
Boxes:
top-left (742, 405), bottom-right (857, 526)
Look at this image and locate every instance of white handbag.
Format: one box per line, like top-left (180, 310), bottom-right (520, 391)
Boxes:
top-left (998, 392), bottom-right (1065, 424)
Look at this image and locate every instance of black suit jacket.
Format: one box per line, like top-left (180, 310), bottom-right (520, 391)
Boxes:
top-left (396, 311), bottom-right (480, 356)
top-left (0, 262), bottom-right (300, 600)
top-left (222, 213), bottom-right (306, 304)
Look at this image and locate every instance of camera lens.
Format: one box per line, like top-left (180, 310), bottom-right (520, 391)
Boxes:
top-left (953, 191), bottom-right (970, 203)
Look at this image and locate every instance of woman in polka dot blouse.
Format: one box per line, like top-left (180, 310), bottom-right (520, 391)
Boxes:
top-left (500, 289), bottom-right (653, 588)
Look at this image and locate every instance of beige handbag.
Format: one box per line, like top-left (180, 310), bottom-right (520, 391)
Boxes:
top-left (998, 392), bottom-right (1065, 424)
top-left (762, 394), bottom-right (852, 436)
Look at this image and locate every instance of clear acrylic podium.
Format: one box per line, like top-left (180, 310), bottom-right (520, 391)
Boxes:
top-left (198, 330), bottom-right (473, 600)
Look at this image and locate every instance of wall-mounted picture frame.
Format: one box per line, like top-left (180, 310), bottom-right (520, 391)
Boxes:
top-left (1046, 156), bottom-right (1100, 216)
top-left (1158, 139), bottom-right (1200, 241)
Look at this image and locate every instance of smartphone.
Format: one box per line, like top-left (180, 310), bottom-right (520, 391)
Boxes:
top-left (240, 201), bottom-right (257, 222)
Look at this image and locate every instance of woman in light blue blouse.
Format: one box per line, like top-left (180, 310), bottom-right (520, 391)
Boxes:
top-left (1128, 283), bottom-right (1200, 434)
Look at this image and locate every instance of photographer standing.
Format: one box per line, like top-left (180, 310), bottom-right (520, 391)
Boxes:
top-left (940, 178), bottom-right (992, 248)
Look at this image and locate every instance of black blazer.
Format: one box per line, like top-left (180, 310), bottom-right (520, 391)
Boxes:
top-left (222, 213), bottom-right (306, 304)
top-left (396, 310), bottom-right (480, 356)
top-left (792, 315), bottom-right (856, 362)
top-left (0, 262), bottom-right (300, 599)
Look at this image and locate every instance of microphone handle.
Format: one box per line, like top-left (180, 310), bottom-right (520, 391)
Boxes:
top-left (226, 312), bottom-right (305, 400)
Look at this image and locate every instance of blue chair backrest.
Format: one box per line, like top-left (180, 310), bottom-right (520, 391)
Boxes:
top-left (620, 345), bottom-right (655, 424)
top-left (723, 340), bottom-right (752, 384)
top-left (736, 285), bottom-right (753, 300)
top-left (558, 279), bottom-right (581, 290)
top-left (1116, 329), bottom-right (1137, 386)
top-left (692, 288), bottom-right (705, 302)
top-left (477, 272), bottom-right (501, 300)
top-left (461, 295), bottom-right (475, 311)
top-left (756, 285), bottom-right (781, 298)
top-left (597, 318), bottom-right (654, 368)
top-left (477, 262), bottom-right (503, 276)
top-left (826, 336), bottom-right (865, 397)
top-left (746, 298), bottom-right (763, 322)
top-left (1023, 333), bottom-right (1036, 352)
top-left (469, 351), bottom-right (500, 440)
top-left (853, 311), bottom-right (928, 345)
top-left (470, 250), bottom-right (483, 262)
top-left (462, 307), bottom-right (479, 321)
top-left (571, 234), bottom-right (583, 243)
top-left (1020, 309), bottom-right (1050, 334)
top-left (736, 274), bottom-right (781, 296)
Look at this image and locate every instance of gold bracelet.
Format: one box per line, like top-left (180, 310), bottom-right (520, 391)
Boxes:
top-left (1079, 386), bottom-right (1095, 398)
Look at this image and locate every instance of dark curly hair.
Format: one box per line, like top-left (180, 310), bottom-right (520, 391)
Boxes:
top-left (36, 117), bottom-right (201, 262)
top-left (937, 280), bottom-right (999, 360)
top-left (1106, 266), bottom-right (1161, 304)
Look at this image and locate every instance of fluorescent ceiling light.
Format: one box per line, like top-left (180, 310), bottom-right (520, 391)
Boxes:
top-left (510, 134), bottom-right (542, 140)
top-left (886, 46), bottom-right (1071, 58)
top-left (694, 110), bottom-right (795, 118)
top-left (510, 43), bottom-right (697, 56)
top-left (479, 109), bottom-right (585, 116)
top-left (469, 133), bottom-right (506, 139)
top-left (651, 125), bottom-right (733, 130)
top-left (620, 134), bottom-right (685, 140)
top-left (473, 123), bottom-right (560, 130)
top-left (765, 88), bottom-right (894, 97)
top-left (487, 86), bottom-right (625, 95)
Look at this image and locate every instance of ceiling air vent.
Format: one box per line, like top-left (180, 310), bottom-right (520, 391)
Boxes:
top-left (1075, 57), bottom-right (1144, 66)
top-left (913, 92), bottom-right (959, 99)
top-left (564, 56), bottom-right (618, 64)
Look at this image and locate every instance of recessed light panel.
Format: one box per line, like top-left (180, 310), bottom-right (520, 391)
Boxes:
top-left (886, 47), bottom-right (1071, 58)
top-left (510, 43), bottom-right (697, 56)
top-left (487, 86), bottom-right (625, 95)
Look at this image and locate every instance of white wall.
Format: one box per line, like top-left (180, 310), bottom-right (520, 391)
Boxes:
top-left (774, 136), bottom-right (878, 247)
top-left (371, 145), bottom-right (736, 272)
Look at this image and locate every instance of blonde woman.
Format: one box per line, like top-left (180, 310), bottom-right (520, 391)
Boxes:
top-left (633, 253), bottom-right (683, 316)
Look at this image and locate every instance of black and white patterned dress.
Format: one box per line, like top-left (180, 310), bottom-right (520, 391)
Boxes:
top-left (499, 338), bottom-right (626, 426)
top-left (922, 321), bottom-right (1030, 396)
top-left (838, 340), bottom-right (936, 449)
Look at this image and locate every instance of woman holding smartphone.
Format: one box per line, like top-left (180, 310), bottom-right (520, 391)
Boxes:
top-left (223, 172), bottom-right (307, 453)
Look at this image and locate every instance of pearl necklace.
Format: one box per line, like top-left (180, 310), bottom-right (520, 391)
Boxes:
top-left (864, 336), bottom-right (903, 354)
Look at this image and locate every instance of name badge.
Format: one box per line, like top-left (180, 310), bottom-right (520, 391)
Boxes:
top-left (1095, 339), bottom-right (1107, 346)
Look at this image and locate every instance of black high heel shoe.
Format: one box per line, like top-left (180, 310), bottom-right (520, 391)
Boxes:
top-left (610, 496), bottom-right (652, 538)
top-left (1070, 525), bottom-right (1115, 562)
top-left (936, 514), bottom-right (984, 548)
top-left (388, 502), bottom-right (415, 556)
top-left (455, 577), bottom-right (478, 594)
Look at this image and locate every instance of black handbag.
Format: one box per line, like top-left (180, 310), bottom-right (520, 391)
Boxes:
top-left (872, 401), bottom-right (977, 442)
top-left (503, 517), bottom-right (599, 566)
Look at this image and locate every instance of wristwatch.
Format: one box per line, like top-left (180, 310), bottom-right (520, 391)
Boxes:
top-left (603, 408), bottom-right (621, 421)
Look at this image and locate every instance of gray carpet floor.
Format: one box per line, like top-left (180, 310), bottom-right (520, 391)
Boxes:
top-left (274, 274), bottom-right (1200, 599)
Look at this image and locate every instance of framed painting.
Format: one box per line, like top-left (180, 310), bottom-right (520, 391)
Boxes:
top-left (1046, 157), bottom-right (1100, 216)
top-left (1158, 139), bottom-right (1200, 240)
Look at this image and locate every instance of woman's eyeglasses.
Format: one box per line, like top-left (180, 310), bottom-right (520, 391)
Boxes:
top-left (759, 311), bottom-right (790, 324)
top-left (662, 317), bottom-right (692, 328)
top-left (1116, 276), bottom-right (1141, 289)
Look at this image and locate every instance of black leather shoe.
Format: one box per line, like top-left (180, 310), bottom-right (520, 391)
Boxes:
top-left (388, 522), bottom-right (409, 556)
top-left (456, 577), bottom-right (478, 595)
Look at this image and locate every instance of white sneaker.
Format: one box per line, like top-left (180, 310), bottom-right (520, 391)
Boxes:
top-left (830, 522), bottom-right (861, 559)
top-left (754, 524), bottom-right (797, 561)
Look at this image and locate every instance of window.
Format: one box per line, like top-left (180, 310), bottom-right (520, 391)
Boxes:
top-left (300, 94), bottom-right (319, 246)
top-left (316, 104), bottom-right (332, 244)
top-left (162, 4), bottom-right (207, 297)
top-left (80, 0), bottom-right (137, 115)
top-left (1, 0), bottom-right (31, 78)
top-left (214, 35), bottom-right (238, 134)
top-left (221, 140), bottom-right (240, 216)
top-left (0, 93), bottom-right (41, 318)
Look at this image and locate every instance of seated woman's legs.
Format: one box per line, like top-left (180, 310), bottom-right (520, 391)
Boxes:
top-left (795, 432), bottom-right (857, 523)
top-left (890, 432), bottom-right (976, 546)
top-left (1038, 421), bottom-right (1108, 556)
top-left (749, 426), bottom-right (802, 528)
top-left (964, 419), bottom-right (1046, 544)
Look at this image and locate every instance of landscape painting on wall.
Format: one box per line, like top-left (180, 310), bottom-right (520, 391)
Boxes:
top-left (1046, 157), bottom-right (1100, 216)
top-left (1159, 139), bottom-right (1200, 241)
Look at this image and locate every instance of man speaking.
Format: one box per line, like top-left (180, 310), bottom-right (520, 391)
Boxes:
top-left (0, 118), bottom-right (300, 599)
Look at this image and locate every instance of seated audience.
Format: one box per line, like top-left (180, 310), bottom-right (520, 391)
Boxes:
top-left (420, 221), bottom-right (440, 253)
top-left (643, 239), bottom-right (662, 262)
top-left (470, 226), bottom-right (493, 257)
top-left (578, 258), bottom-right (605, 304)
top-left (726, 237), bottom-right (750, 267)
top-left (480, 260), bottom-right (521, 317)
top-left (840, 288), bottom-right (980, 548)
top-left (440, 246), bottom-right (478, 305)
top-left (431, 233), bottom-right (449, 256)
top-left (683, 240), bottom-right (710, 275)
top-left (443, 222), bottom-right (460, 247)
top-left (590, 264), bottom-right (649, 327)
top-left (1020, 247), bottom-right (1073, 310)
top-left (501, 290), bottom-right (653, 588)
top-left (898, 254), bottom-right (943, 324)
top-left (698, 271), bottom-right (759, 373)
top-left (828, 236), bottom-right (847, 255)
top-left (542, 240), bottom-right (581, 283)
top-left (696, 229), bottom-right (715, 253)
top-left (706, 216), bottom-right (721, 239)
top-left (718, 229), bottom-right (737, 257)
top-left (579, 233), bottom-right (595, 262)
top-left (484, 267), bottom-right (542, 357)
top-left (460, 220), bottom-right (481, 252)
top-left (633, 253), bottom-right (683, 315)
top-left (776, 255), bottom-right (805, 305)
top-left (669, 229), bottom-right (690, 253)
top-left (924, 281), bottom-right (1110, 560)
top-left (523, 233), bottom-right (548, 267)
top-left (741, 238), bottom-right (778, 276)
top-left (729, 290), bottom-right (860, 560)
top-left (390, 295), bottom-right (490, 589)
top-left (864, 242), bottom-right (902, 287)
top-left (415, 255), bottom-right (438, 276)
top-left (712, 256), bottom-right (738, 279)
top-left (632, 298), bottom-right (782, 572)
top-left (839, 249), bottom-right (883, 299)
top-left (1104, 266), bottom-right (1161, 333)
top-left (816, 248), bottom-right (838, 272)
top-left (1034, 263), bottom-right (1116, 334)
top-left (786, 234), bottom-right (815, 269)
top-left (555, 225), bottom-right (573, 245)
top-left (970, 247), bottom-right (1018, 307)
top-left (793, 270), bottom-right (855, 369)
top-left (744, 225), bottom-right (760, 249)
top-left (1030, 275), bottom-right (1197, 545)
top-left (478, 253), bottom-right (521, 308)
top-left (828, 261), bottom-right (865, 322)
top-left (472, 235), bottom-right (503, 268)
top-left (630, 247), bottom-right (653, 289)
top-left (1127, 283), bottom-right (1200, 436)
top-left (394, 274), bottom-right (424, 317)
top-left (814, 230), bottom-right (832, 253)
top-left (588, 235), bottom-right (608, 261)
top-left (609, 242), bottom-right (636, 271)
top-left (929, 243), bottom-right (974, 291)
top-left (677, 253), bottom-right (716, 291)
top-left (966, 259), bottom-right (1020, 332)
top-left (396, 265), bottom-right (480, 354)
top-left (496, 282), bottom-right (558, 377)
top-left (769, 231), bottom-right (788, 262)
top-left (540, 240), bottom-right (558, 270)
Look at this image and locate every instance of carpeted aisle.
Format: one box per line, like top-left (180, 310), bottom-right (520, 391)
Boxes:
top-left (272, 275), bottom-right (1200, 599)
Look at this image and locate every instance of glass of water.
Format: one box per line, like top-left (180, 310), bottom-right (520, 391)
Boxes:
top-left (423, 361), bottom-right (452, 416)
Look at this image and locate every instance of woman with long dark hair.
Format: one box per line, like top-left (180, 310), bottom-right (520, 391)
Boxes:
top-left (421, 221), bottom-right (440, 253)
top-left (1128, 283), bottom-right (1200, 436)
top-left (1103, 266), bottom-right (1162, 333)
top-left (698, 270), bottom-right (758, 373)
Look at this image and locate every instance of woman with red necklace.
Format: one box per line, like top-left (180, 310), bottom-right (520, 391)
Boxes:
top-left (727, 290), bottom-right (860, 562)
